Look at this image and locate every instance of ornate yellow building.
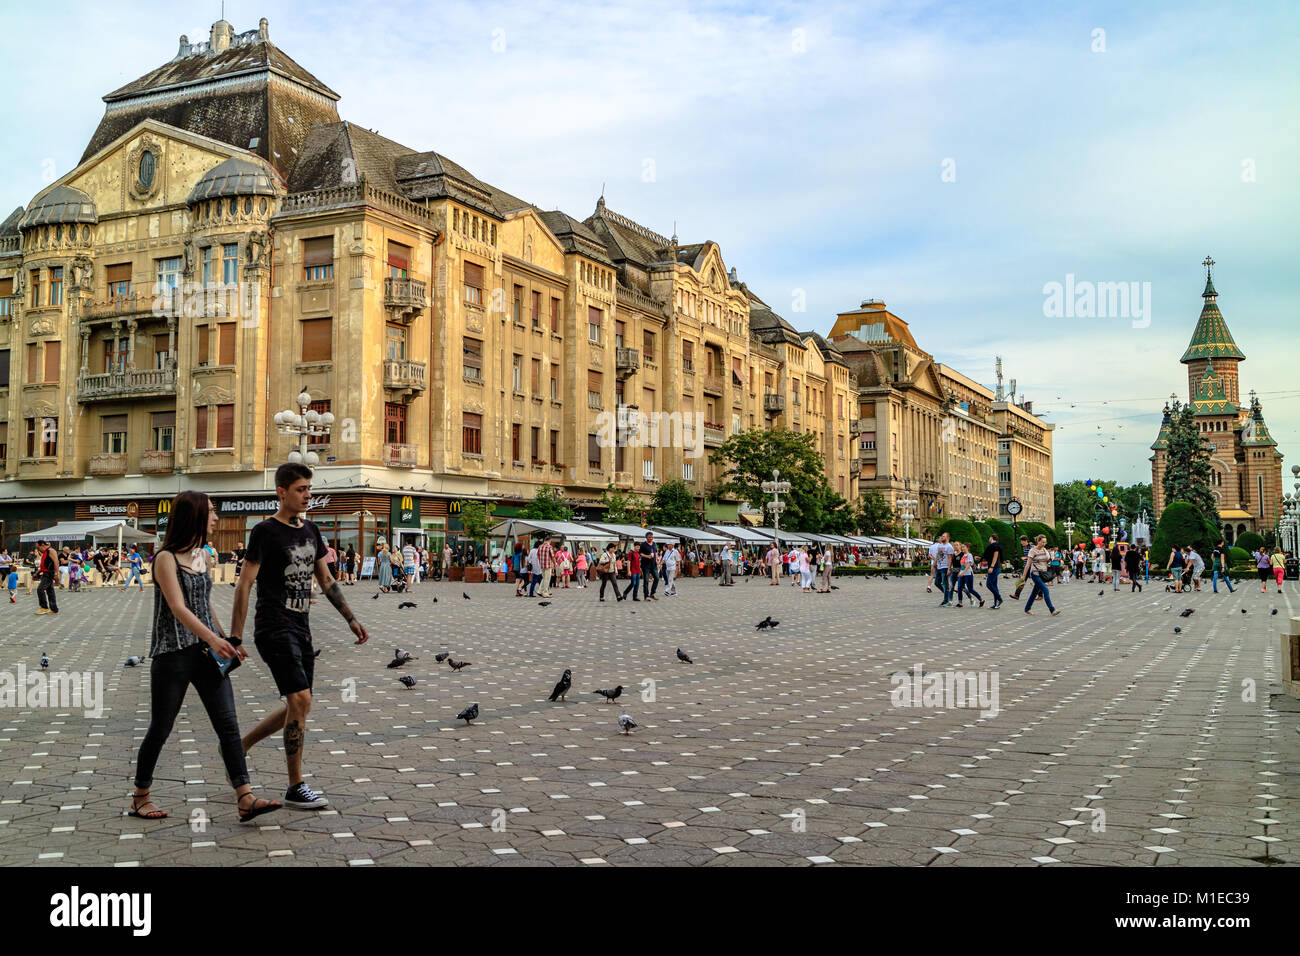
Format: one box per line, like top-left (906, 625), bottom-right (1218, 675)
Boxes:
top-left (829, 299), bottom-right (1054, 527)
top-left (0, 17), bottom-right (857, 553)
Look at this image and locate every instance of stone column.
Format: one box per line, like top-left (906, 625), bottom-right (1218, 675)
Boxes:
top-left (127, 319), bottom-right (137, 371)
top-left (79, 326), bottom-right (89, 376)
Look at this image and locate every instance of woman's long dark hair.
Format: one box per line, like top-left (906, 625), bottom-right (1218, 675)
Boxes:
top-left (158, 491), bottom-right (212, 555)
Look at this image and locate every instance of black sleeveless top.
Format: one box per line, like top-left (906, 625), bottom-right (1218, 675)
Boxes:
top-left (150, 557), bottom-right (216, 658)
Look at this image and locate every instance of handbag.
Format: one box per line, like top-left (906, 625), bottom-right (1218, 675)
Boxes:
top-left (207, 640), bottom-right (242, 678)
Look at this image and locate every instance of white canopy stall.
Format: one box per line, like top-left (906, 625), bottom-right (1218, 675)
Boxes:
top-left (584, 523), bottom-right (680, 544)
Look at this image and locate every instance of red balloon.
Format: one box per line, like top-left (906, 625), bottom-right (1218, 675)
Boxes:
top-left (1102, 526), bottom-right (1110, 535)
top-left (1092, 536), bottom-right (1104, 546)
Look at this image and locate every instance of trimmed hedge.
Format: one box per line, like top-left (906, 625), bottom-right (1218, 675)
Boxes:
top-left (1228, 546), bottom-right (1251, 565)
top-left (986, 519), bottom-right (1016, 544)
top-left (835, 565), bottom-right (932, 576)
top-left (1151, 502), bottom-right (1219, 568)
top-left (936, 518), bottom-right (984, 552)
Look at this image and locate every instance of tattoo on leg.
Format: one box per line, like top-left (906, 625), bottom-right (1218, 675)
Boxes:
top-left (323, 581), bottom-right (354, 623)
top-left (284, 720), bottom-right (303, 756)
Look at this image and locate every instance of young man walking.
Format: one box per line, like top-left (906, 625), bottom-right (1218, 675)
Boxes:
top-left (928, 533), bottom-right (955, 607)
top-left (622, 545), bottom-right (642, 601)
top-left (982, 533), bottom-right (1004, 609)
top-left (537, 537), bottom-right (557, 597)
top-left (1211, 541), bottom-right (1235, 593)
top-left (35, 541), bottom-right (59, 615)
top-left (231, 463), bottom-right (370, 810)
top-left (638, 532), bottom-right (660, 600)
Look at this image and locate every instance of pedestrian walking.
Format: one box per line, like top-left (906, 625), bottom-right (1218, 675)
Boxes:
top-left (1125, 544), bottom-right (1143, 592)
top-left (1271, 546), bottom-right (1286, 592)
top-left (718, 542), bottom-right (734, 587)
top-left (574, 548), bottom-right (588, 588)
top-left (662, 542), bottom-right (681, 595)
top-left (638, 532), bottom-right (660, 599)
top-left (1168, 545), bottom-right (1186, 592)
top-left (982, 533), bottom-right (1004, 609)
top-left (34, 541), bottom-right (59, 615)
top-left (766, 542), bottom-right (781, 585)
top-left (537, 538), bottom-right (557, 597)
top-left (954, 542), bottom-right (984, 607)
top-left (597, 543), bottom-right (622, 601)
top-left (1020, 534), bottom-right (1060, 616)
top-left (928, 533), bottom-right (955, 607)
top-left (817, 545), bottom-right (834, 593)
top-left (130, 491), bottom-right (281, 824)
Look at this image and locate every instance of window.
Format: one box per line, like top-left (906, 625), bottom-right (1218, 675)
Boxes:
top-left (642, 453), bottom-right (655, 481)
top-left (462, 412), bottom-right (482, 455)
top-left (511, 423), bottom-right (521, 462)
top-left (385, 403), bottom-right (407, 444)
top-left (216, 404), bottom-right (234, 448)
top-left (201, 247), bottom-right (214, 286)
top-left (218, 323), bottom-right (236, 365)
top-left (587, 433), bottom-right (601, 470)
top-left (195, 406), bottom-right (209, 448)
top-left (550, 369), bottom-right (558, 401)
top-left (587, 369), bottom-right (603, 409)
top-left (387, 241), bottom-right (410, 279)
top-left (512, 354), bottom-right (522, 393)
top-left (682, 340), bottom-right (694, 373)
top-left (0, 348), bottom-right (8, 388)
top-left (643, 330), bottom-right (655, 362)
top-left (732, 412), bottom-right (741, 435)
top-left (301, 318), bottom-right (332, 362)
top-left (550, 429), bottom-right (558, 464)
top-left (463, 336), bottom-right (483, 380)
top-left (385, 323), bottom-right (406, 361)
top-left (512, 284), bottom-right (523, 323)
top-left (531, 426), bottom-right (541, 463)
top-left (221, 244), bottom-right (239, 284)
top-left (0, 422), bottom-right (6, 462)
top-left (531, 358), bottom-right (541, 395)
top-left (49, 267), bottom-right (63, 306)
top-left (303, 237), bottom-right (333, 280)
top-left (151, 412), bottom-right (175, 452)
top-left (103, 337), bottom-right (125, 374)
top-left (0, 277), bottom-right (12, 316)
top-left (683, 462), bottom-right (694, 481)
top-left (615, 320), bottom-right (625, 349)
top-left (107, 263), bottom-right (131, 301)
top-left (531, 290), bottom-right (541, 328)
top-left (27, 417), bottom-right (58, 457)
top-left (550, 297), bottom-right (559, 332)
top-left (196, 325), bottom-right (210, 366)
top-left (101, 414), bottom-right (127, 454)
top-left (153, 334), bottom-right (170, 370)
top-left (156, 257), bottom-right (181, 295)
top-left (43, 340), bottom-right (60, 383)
top-left (306, 401), bottom-right (330, 445)
top-left (588, 306), bottom-right (602, 344)
top-left (464, 261), bottom-right (484, 305)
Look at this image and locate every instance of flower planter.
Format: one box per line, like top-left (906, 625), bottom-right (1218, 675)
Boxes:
top-left (463, 567), bottom-right (485, 583)
top-left (448, 567), bottom-right (463, 582)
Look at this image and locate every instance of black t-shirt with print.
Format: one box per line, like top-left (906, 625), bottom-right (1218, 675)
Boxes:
top-left (247, 516), bottom-right (326, 637)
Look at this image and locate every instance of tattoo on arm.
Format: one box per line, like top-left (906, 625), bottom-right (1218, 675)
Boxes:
top-left (284, 720), bottom-right (303, 756)
top-left (323, 581), bottom-right (354, 624)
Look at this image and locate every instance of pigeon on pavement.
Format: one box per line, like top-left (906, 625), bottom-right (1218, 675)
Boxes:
top-left (397, 674), bottom-right (417, 689)
top-left (125, 656), bottom-right (143, 668)
top-left (447, 657), bottom-right (472, 671)
top-left (618, 713), bottom-right (637, 736)
top-left (538, 601), bottom-right (552, 607)
top-left (434, 651), bottom-right (451, 663)
top-left (39, 653), bottom-right (50, 671)
top-left (549, 669), bottom-right (572, 702)
top-left (398, 601), bottom-right (417, 609)
top-left (387, 649), bottom-right (415, 668)
top-left (1174, 626), bottom-right (1182, 633)
top-left (1179, 608), bottom-right (1194, 618)
top-left (677, 648), bottom-right (693, 664)
top-left (462, 592), bottom-right (471, 600)
top-left (755, 616), bottom-right (779, 630)
top-left (457, 703), bottom-right (479, 725)
top-left (592, 685), bottom-right (624, 704)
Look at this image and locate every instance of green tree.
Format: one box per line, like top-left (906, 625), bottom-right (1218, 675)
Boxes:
top-left (650, 479), bottom-right (698, 527)
top-left (814, 489), bottom-right (855, 535)
top-left (1235, 531), bottom-right (1264, 554)
top-left (1161, 401), bottom-right (1217, 527)
top-left (1151, 501), bottom-right (1219, 567)
top-left (709, 428), bottom-right (827, 531)
top-left (598, 484), bottom-right (645, 524)
top-left (519, 483), bottom-right (573, 521)
top-left (459, 500), bottom-right (496, 556)
top-left (853, 489), bottom-right (896, 535)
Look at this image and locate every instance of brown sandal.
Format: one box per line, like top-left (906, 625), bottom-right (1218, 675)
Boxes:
top-left (237, 792), bottom-right (282, 824)
top-left (128, 790), bottom-right (168, 819)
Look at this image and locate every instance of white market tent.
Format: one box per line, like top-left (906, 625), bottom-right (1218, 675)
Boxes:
top-left (489, 518), bottom-right (617, 544)
top-left (707, 524), bottom-right (774, 545)
top-left (753, 527), bottom-right (812, 544)
top-left (651, 526), bottom-right (730, 546)
top-left (584, 522), bottom-right (680, 544)
top-left (20, 520), bottom-right (158, 545)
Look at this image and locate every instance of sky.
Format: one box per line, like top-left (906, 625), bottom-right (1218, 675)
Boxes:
top-left (1, 0), bottom-right (1296, 487)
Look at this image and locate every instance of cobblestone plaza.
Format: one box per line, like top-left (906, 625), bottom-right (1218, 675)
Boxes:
top-left (1, 574), bottom-right (1294, 867)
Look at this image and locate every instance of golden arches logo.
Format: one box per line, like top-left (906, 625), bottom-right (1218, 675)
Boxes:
top-left (157, 499), bottom-right (171, 515)
top-left (400, 496), bottom-right (414, 512)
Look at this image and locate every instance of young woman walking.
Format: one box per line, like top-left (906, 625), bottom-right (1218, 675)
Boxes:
top-left (1019, 534), bottom-right (1061, 616)
top-left (130, 491), bottom-right (280, 823)
top-left (954, 542), bottom-right (984, 607)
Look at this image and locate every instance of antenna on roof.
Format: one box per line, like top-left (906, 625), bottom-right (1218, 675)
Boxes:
top-left (994, 356), bottom-right (1005, 401)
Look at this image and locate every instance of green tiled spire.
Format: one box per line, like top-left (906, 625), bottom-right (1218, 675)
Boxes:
top-left (1191, 359), bottom-right (1239, 416)
top-left (1181, 257), bottom-right (1245, 363)
top-left (1150, 403), bottom-right (1173, 451)
top-left (1241, 394), bottom-right (1278, 447)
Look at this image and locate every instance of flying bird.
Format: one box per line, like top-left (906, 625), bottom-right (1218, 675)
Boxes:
top-left (457, 703), bottom-right (479, 725)
top-left (676, 648), bottom-right (693, 664)
top-left (398, 674), bottom-right (417, 689)
top-left (549, 669), bottom-right (572, 702)
top-left (447, 657), bottom-right (472, 671)
top-left (618, 713), bottom-right (637, 736)
top-left (434, 651), bottom-right (451, 663)
top-left (39, 653), bottom-right (50, 671)
top-left (125, 656), bottom-right (143, 668)
top-left (398, 601), bottom-right (417, 609)
top-left (592, 685), bottom-right (624, 704)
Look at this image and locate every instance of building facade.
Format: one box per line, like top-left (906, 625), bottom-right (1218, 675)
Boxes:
top-left (0, 17), bottom-right (859, 553)
top-left (829, 299), bottom-right (1054, 527)
top-left (1150, 262), bottom-right (1283, 543)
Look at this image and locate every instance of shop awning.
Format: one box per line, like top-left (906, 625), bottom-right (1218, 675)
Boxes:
top-left (488, 519), bottom-right (618, 543)
top-left (651, 526), bottom-right (730, 545)
top-left (19, 520), bottom-right (158, 545)
top-left (585, 523), bottom-right (680, 544)
top-left (707, 524), bottom-right (774, 544)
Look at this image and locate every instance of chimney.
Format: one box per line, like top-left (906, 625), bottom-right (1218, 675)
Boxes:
top-left (210, 19), bottom-right (232, 53)
top-left (259, 18), bottom-right (269, 41)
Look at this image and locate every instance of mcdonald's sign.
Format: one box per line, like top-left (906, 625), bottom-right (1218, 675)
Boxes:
top-left (156, 497), bottom-right (171, 531)
top-left (391, 494), bottom-right (420, 529)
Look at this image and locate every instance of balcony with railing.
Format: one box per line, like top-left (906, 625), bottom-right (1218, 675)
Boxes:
top-left (615, 347), bottom-right (640, 378)
top-left (702, 372), bottom-right (724, 395)
top-left (78, 367), bottom-right (177, 403)
top-left (140, 449), bottom-right (175, 473)
top-left (703, 421), bottom-right (726, 446)
top-left (84, 290), bottom-right (182, 321)
top-left (384, 442), bottom-right (418, 468)
top-left (383, 358), bottom-right (427, 392)
top-left (763, 393), bottom-right (785, 413)
top-left (88, 453), bottom-right (127, 476)
top-left (384, 277), bottom-right (428, 321)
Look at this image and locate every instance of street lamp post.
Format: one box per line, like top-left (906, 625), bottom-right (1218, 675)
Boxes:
top-left (897, 493), bottom-right (918, 561)
top-left (761, 469), bottom-right (792, 552)
top-left (1063, 517), bottom-right (1075, 552)
top-left (274, 389), bottom-right (334, 468)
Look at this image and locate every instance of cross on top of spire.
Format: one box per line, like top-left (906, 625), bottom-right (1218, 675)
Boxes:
top-left (1202, 255), bottom-right (1215, 274)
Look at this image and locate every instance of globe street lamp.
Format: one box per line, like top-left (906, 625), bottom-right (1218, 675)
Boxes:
top-left (1063, 516), bottom-right (1076, 552)
top-left (761, 469), bottom-right (792, 551)
top-left (897, 493), bottom-right (918, 558)
top-left (274, 389), bottom-right (333, 468)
